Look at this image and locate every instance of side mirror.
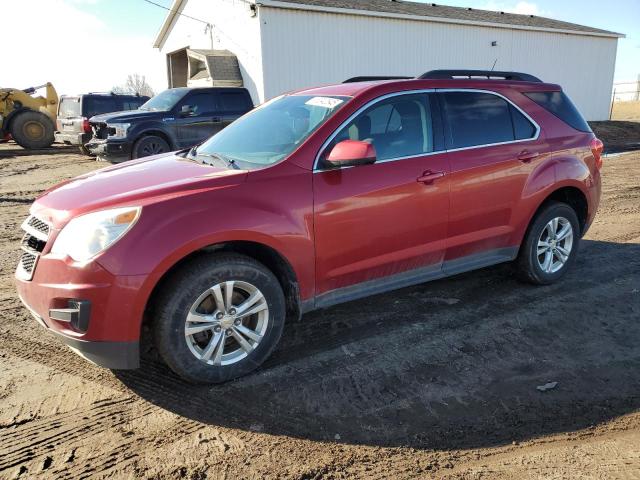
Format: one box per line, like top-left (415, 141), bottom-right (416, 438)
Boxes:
top-left (180, 105), bottom-right (195, 116)
top-left (325, 140), bottom-right (377, 168)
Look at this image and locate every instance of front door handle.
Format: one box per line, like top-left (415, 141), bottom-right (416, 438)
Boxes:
top-left (417, 170), bottom-right (446, 184)
top-left (518, 150), bottom-right (540, 163)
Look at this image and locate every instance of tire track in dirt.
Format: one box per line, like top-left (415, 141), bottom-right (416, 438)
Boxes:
top-left (0, 397), bottom-right (155, 473)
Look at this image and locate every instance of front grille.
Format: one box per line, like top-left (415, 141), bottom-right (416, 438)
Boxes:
top-left (91, 123), bottom-right (110, 140)
top-left (17, 214), bottom-right (50, 281)
top-left (26, 216), bottom-right (50, 237)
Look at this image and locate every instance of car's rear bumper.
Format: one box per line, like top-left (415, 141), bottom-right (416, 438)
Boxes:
top-left (85, 139), bottom-right (132, 162)
top-left (54, 131), bottom-right (91, 146)
top-left (15, 254), bottom-right (146, 370)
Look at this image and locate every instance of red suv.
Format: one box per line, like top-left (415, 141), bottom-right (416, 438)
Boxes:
top-left (16, 70), bottom-right (603, 383)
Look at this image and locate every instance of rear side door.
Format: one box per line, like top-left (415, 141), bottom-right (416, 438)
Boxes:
top-left (313, 92), bottom-right (450, 303)
top-left (174, 91), bottom-right (222, 148)
top-left (216, 90), bottom-right (253, 127)
top-left (437, 89), bottom-right (546, 266)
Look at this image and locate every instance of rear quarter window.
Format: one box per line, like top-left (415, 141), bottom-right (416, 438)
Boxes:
top-left (524, 91), bottom-right (591, 133)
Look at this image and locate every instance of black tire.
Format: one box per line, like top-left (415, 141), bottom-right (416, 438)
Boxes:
top-left (10, 111), bottom-right (55, 149)
top-left (153, 253), bottom-right (286, 384)
top-left (516, 201), bottom-right (581, 285)
top-left (132, 135), bottom-right (170, 159)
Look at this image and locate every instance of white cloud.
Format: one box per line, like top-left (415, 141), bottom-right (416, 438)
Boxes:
top-left (4, 0), bottom-right (166, 97)
top-left (481, 1), bottom-right (548, 16)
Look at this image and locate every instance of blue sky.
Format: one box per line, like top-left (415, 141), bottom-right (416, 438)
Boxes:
top-left (5, 0), bottom-right (639, 95)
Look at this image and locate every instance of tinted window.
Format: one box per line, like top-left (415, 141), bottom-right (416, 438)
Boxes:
top-left (442, 92), bottom-right (514, 149)
top-left (510, 104), bottom-right (537, 140)
top-left (219, 92), bottom-right (250, 113)
top-left (524, 91), bottom-right (591, 132)
top-left (182, 93), bottom-right (217, 114)
top-left (329, 93), bottom-right (434, 162)
top-left (140, 88), bottom-right (189, 112)
top-left (82, 96), bottom-right (123, 118)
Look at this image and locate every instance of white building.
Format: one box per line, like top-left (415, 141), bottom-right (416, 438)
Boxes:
top-left (153, 0), bottom-right (623, 120)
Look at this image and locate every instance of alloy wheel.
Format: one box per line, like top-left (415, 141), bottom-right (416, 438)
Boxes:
top-left (184, 280), bottom-right (269, 366)
top-left (536, 216), bottom-right (574, 274)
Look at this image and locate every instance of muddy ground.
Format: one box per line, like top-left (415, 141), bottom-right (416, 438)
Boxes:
top-left (0, 142), bottom-right (639, 479)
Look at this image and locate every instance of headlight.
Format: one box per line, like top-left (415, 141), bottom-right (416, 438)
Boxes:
top-left (107, 123), bottom-right (130, 139)
top-left (51, 207), bottom-right (141, 262)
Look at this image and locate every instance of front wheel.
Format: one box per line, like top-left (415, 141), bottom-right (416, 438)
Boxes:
top-left (516, 201), bottom-right (581, 285)
top-left (153, 253), bottom-right (286, 384)
top-left (132, 135), bottom-right (170, 159)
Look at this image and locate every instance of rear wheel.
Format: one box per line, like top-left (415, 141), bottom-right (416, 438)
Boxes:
top-left (10, 111), bottom-right (55, 149)
top-left (516, 202), bottom-right (580, 285)
top-left (132, 135), bottom-right (170, 159)
top-left (153, 253), bottom-right (286, 384)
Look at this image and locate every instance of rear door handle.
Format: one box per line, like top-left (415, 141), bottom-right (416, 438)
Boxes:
top-left (417, 171), bottom-right (446, 184)
top-left (518, 151), bottom-right (540, 163)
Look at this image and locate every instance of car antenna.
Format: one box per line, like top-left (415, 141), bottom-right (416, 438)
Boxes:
top-left (490, 58), bottom-right (498, 72)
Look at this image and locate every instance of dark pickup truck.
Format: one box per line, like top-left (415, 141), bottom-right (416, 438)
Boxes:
top-left (86, 87), bottom-right (253, 162)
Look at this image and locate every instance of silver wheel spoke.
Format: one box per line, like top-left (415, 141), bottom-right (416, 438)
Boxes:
top-left (224, 281), bottom-right (235, 310)
top-left (556, 224), bottom-right (572, 241)
top-left (555, 247), bottom-right (569, 263)
top-left (201, 331), bottom-right (224, 362)
top-left (185, 322), bottom-right (218, 336)
top-left (541, 250), bottom-right (553, 272)
top-left (551, 217), bottom-right (559, 235)
top-left (210, 284), bottom-right (225, 312)
top-left (212, 333), bottom-right (226, 365)
top-left (233, 324), bottom-right (263, 343)
top-left (187, 312), bottom-right (215, 323)
top-left (231, 329), bottom-right (254, 353)
top-left (236, 291), bottom-right (265, 316)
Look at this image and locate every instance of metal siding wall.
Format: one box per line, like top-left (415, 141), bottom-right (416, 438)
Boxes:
top-left (259, 8), bottom-right (618, 120)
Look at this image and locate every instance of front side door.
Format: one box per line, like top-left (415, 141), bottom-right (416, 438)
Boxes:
top-left (437, 90), bottom-right (547, 265)
top-left (313, 93), bottom-right (450, 303)
top-left (174, 92), bottom-right (223, 148)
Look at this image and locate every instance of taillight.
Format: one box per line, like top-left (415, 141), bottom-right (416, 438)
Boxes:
top-left (82, 117), bottom-right (91, 133)
top-left (590, 137), bottom-right (604, 171)
top-left (56, 119), bottom-right (62, 131)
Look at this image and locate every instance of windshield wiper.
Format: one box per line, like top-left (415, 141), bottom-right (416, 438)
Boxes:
top-left (194, 151), bottom-right (240, 169)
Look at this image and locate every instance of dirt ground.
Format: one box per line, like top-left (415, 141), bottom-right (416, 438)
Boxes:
top-left (611, 101), bottom-right (640, 122)
top-left (0, 142), bottom-right (639, 480)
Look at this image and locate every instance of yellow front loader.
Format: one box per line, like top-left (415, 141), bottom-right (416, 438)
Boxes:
top-left (0, 82), bottom-right (58, 149)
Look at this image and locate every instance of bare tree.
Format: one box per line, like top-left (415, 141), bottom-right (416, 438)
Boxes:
top-left (112, 74), bottom-right (155, 97)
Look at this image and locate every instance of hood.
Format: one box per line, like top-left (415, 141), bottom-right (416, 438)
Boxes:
top-left (89, 109), bottom-right (164, 124)
top-left (32, 153), bottom-right (247, 227)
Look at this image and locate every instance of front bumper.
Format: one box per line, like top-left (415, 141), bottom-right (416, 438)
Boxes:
top-left (85, 138), bottom-right (132, 162)
top-left (54, 131), bottom-right (91, 146)
top-left (15, 253), bottom-right (146, 370)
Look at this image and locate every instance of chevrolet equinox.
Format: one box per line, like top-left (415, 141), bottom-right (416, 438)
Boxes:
top-left (16, 70), bottom-right (603, 383)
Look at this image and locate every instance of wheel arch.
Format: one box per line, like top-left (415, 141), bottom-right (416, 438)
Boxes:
top-left (528, 184), bottom-right (589, 237)
top-left (133, 127), bottom-right (175, 150)
top-left (142, 240), bottom-right (303, 338)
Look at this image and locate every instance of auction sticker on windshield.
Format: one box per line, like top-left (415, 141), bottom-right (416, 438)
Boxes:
top-left (305, 97), bottom-right (344, 109)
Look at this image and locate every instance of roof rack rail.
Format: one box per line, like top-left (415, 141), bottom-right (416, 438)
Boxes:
top-left (343, 76), bottom-right (412, 83)
top-left (418, 70), bottom-right (542, 82)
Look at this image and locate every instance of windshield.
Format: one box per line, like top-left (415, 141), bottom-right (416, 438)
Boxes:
top-left (139, 88), bottom-right (188, 112)
top-left (195, 94), bottom-right (350, 166)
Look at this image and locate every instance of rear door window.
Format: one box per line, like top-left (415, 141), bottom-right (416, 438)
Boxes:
top-left (219, 92), bottom-right (251, 113)
top-left (181, 93), bottom-right (217, 115)
top-left (524, 91), bottom-right (591, 132)
top-left (441, 91), bottom-right (515, 149)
